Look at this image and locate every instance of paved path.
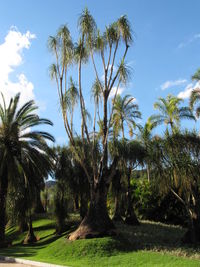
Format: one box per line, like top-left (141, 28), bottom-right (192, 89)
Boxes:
top-left (0, 261), bottom-right (33, 266)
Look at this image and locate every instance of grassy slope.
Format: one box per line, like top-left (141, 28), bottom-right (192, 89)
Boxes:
top-left (1, 218), bottom-right (200, 267)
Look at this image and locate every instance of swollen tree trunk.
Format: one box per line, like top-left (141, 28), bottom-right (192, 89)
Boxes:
top-left (0, 176), bottom-right (8, 247)
top-left (69, 180), bottom-right (114, 240)
top-left (124, 168), bottom-right (139, 225)
top-left (23, 215), bottom-right (37, 244)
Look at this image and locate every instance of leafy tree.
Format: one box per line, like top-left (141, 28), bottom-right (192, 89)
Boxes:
top-left (150, 131), bottom-right (200, 243)
top-left (54, 147), bottom-right (71, 234)
top-left (0, 93), bottom-right (54, 246)
top-left (49, 8), bottom-right (134, 239)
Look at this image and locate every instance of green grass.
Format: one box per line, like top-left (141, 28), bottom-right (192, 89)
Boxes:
top-left (1, 217), bottom-right (200, 266)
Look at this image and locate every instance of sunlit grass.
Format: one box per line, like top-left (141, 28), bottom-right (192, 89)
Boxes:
top-left (0, 217), bottom-right (200, 266)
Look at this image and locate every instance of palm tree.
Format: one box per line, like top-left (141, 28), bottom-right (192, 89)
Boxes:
top-left (150, 94), bottom-right (195, 133)
top-left (49, 8), bottom-right (134, 240)
top-left (111, 95), bottom-right (141, 222)
top-left (124, 140), bottom-right (145, 225)
top-left (151, 131), bottom-right (200, 243)
top-left (0, 93), bottom-right (54, 246)
top-left (138, 119), bottom-right (155, 182)
top-left (192, 68), bottom-right (200, 81)
top-left (66, 77), bottom-right (79, 132)
top-left (190, 69), bottom-right (200, 118)
top-left (112, 94), bottom-right (141, 139)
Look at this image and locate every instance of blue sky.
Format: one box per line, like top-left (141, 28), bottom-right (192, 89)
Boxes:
top-left (0, 0), bottom-right (200, 144)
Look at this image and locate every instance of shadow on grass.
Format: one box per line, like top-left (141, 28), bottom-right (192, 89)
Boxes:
top-left (3, 218), bottom-right (200, 261)
top-left (0, 245), bottom-right (37, 258)
top-left (115, 220), bottom-right (200, 255)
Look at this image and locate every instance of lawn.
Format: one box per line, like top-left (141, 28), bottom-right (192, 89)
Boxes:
top-left (1, 216), bottom-right (200, 267)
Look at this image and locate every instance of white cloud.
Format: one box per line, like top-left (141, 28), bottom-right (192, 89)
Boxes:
top-left (109, 86), bottom-right (125, 99)
top-left (178, 81), bottom-right (200, 99)
top-left (178, 33), bottom-right (200, 49)
top-left (0, 27), bottom-right (36, 106)
top-left (161, 79), bottom-right (187, 90)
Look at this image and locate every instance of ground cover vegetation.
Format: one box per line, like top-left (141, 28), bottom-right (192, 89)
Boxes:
top-left (1, 7), bottom-right (200, 266)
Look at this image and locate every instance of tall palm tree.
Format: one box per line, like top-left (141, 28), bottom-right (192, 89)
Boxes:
top-left (150, 94), bottom-right (195, 133)
top-left (0, 93), bottom-right (54, 246)
top-left (112, 94), bottom-right (141, 139)
top-left (49, 8), bottom-right (134, 240)
top-left (125, 140), bottom-right (145, 225)
top-left (138, 119), bottom-right (155, 182)
top-left (190, 69), bottom-right (200, 118)
top-left (111, 95), bottom-right (141, 223)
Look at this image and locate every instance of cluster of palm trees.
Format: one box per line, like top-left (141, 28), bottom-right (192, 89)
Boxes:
top-left (48, 7), bottom-right (200, 242)
top-left (1, 8), bottom-right (200, 247)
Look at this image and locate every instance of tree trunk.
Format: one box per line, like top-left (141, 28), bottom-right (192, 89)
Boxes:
top-left (34, 190), bottom-right (45, 214)
top-left (112, 170), bottom-right (123, 222)
top-left (80, 192), bottom-right (88, 220)
top-left (0, 176), bottom-right (8, 247)
top-left (112, 194), bottom-right (124, 222)
top-left (69, 181), bottom-right (115, 240)
top-left (124, 168), bottom-right (139, 225)
top-left (23, 215), bottom-right (37, 244)
top-left (18, 216), bottom-right (28, 233)
top-left (73, 194), bottom-right (79, 211)
top-left (120, 194), bottom-right (126, 217)
top-left (182, 193), bottom-right (200, 244)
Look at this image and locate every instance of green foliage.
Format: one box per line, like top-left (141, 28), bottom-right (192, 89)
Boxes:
top-left (192, 68), bottom-right (200, 81)
top-left (131, 177), bottom-right (187, 225)
top-left (112, 94), bottom-right (141, 138)
top-left (150, 94), bottom-right (195, 133)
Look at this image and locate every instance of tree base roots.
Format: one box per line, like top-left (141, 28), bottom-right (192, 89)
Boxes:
top-left (68, 224), bottom-right (116, 240)
top-left (23, 234), bottom-right (37, 244)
